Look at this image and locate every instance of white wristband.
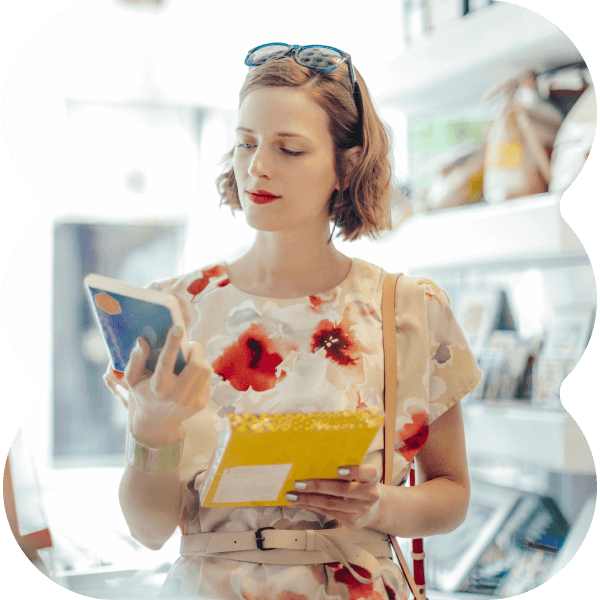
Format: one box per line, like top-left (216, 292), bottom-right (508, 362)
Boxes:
top-left (127, 425), bottom-right (184, 473)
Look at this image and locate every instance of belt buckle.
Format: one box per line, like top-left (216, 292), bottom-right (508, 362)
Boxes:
top-left (255, 527), bottom-right (276, 551)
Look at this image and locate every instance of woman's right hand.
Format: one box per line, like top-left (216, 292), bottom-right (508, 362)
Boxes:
top-left (124, 326), bottom-right (212, 446)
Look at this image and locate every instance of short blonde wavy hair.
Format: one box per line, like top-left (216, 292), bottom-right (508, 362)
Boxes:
top-left (216, 56), bottom-right (394, 241)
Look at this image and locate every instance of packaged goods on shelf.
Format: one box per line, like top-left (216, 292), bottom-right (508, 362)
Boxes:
top-left (533, 307), bottom-right (595, 405)
top-left (452, 287), bottom-right (554, 403)
top-left (549, 82), bottom-right (596, 193)
top-left (423, 141), bottom-right (485, 211)
top-left (411, 481), bottom-right (570, 596)
top-left (482, 70), bottom-right (564, 203)
top-left (537, 65), bottom-right (590, 117)
top-left (454, 288), bottom-right (516, 351)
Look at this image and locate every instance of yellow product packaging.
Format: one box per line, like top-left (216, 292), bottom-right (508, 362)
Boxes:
top-left (198, 408), bottom-right (383, 508)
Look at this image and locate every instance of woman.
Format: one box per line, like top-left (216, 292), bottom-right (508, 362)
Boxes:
top-left (104, 44), bottom-right (482, 600)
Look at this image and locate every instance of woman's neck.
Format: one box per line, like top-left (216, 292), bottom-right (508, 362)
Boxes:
top-left (226, 226), bottom-right (352, 298)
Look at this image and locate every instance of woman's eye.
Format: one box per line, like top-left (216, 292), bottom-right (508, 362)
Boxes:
top-left (235, 143), bottom-right (303, 157)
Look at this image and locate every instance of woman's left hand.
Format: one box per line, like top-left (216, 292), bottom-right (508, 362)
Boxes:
top-left (286, 464), bottom-right (382, 530)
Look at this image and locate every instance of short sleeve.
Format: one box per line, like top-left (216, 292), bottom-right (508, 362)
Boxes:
top-left (144, 279), bottom-right (163, 292)
top-left (418, 278), bottom-right (483, 423)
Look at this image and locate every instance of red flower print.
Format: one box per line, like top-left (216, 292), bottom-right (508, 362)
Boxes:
top-left (212, 323), bottom-right (298, 392)
top-left (310, 319), bottom-right (360, 367)
top-left (416, 278), bottom-right (448, 307)
top-left (396, 411), bottom-right (429, 462)
top-left (187, 265), bottom-right (226, 301)
top-left (308, 291), bottom-right (337, 313)
top-left (356, 391), bottom-right (368, 411)
top-left (326, 563), bottom-right (386, 600)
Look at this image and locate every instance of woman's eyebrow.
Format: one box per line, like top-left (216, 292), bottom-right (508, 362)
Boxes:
top-left (235, 126), bottom-right (311, 141)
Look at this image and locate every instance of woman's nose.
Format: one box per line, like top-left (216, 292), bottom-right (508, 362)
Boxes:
top-left (248, 146), bottom-right (272, 179)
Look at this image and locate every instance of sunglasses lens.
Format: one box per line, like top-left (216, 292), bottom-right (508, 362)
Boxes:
top-left (247, 44), bottom-right (290, 65)
top-left (297, 47), bottom-right (345, 70)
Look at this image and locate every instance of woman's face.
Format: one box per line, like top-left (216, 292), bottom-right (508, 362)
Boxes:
top-left (233, 86), bottom-right (339, 235)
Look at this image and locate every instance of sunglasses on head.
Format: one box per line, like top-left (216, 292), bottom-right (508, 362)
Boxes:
top-left (244, 43), bottom-right (364, 146)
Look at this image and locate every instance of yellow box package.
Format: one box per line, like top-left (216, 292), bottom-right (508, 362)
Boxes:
top-left (199, 407), bottom-right (383, 508)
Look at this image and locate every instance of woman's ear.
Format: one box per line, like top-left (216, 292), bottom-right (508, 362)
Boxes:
top-left (346, 146), bottom-right (362, 169)
top-left (334, 146), bottom-right (363, 191)
top-left (342, 146), bottom-right (362, 189)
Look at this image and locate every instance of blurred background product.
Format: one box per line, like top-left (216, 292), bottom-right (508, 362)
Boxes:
top-left (396, 479), bottom-right (583, 597)
top-left (548, 76), bottom-right (596, 193)
top-left (423, 141), bottom-right (485, 211)
top-left (482, 70), bottom-right (564, 204)
top-left (533, 307), bottom-right (595, 406)
top-left (403, 61), bottom-right (593, 219)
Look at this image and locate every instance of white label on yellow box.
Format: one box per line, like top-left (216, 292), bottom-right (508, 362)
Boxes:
top-left (212, 464), bottom-right (294, 503)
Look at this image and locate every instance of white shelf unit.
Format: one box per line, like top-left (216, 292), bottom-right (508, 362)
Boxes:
top-left (372, 1), bottom-right (585, 117)
top-left (389, 193), bottom-right (587, 274)
top-left (462, 401), bottom-right (595, 474)
top-left (340, 193), bottom-right (589, 276)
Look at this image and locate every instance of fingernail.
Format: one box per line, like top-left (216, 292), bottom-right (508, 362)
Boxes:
top-left (172, 325), bottom-right (182, 337)
top-left (294, 481), bottom-right (307, 491)
top-left (285, 493), bottom-right (298, 502)
top-left (135, 338), bottom-right (142, 351)
top-left (338, 467), bottom-right (350, 476)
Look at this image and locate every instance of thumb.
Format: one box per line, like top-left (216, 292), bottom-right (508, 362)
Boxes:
top-left (359, 464), bottom-right (381, 484)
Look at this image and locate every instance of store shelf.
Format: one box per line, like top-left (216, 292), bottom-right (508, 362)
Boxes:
top-left (372, 2), bottom-right (584, 115)
top-left (398, 193), bottom-right (588, 274)
top-left (341, 193), bottom-right (589, 275)
top-left (462, 401), bottom-right (595, 473)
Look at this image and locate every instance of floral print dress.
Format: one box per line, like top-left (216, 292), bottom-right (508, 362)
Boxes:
top-left (134, 258), bottom-right (481, 600)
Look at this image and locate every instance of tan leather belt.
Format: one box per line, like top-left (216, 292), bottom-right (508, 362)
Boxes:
top-left (180, 526), bottom-right (393, 584)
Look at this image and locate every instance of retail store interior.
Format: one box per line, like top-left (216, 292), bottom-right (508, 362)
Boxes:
top-left (3, 1), bottom-right (597, 599)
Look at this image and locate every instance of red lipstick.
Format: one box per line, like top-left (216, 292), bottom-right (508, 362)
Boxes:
top-left (248, 190), bottom-right (280, 205)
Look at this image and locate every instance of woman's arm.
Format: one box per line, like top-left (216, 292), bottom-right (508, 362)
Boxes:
top-left (119, 466), bottom-right (183, 551)
top-left (286, 401), bottom-right (470, 538)
top-left (370, 400), bottom-right (470, 538)
top-left (117, 394), bottom-right (184, 551)
top-left (106, 328), bottom-right (212, 550)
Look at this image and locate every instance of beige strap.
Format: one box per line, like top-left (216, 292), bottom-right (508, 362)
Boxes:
top-left (181, 527), bottom-right (391, 584)
top-left (381, 273), bottom-right (398, 487)
top-left (382, 274), bottom-right (426, 600)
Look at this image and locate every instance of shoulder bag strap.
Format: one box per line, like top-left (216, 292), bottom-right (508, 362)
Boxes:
top-left (382, 273), bottom-right (427, 600)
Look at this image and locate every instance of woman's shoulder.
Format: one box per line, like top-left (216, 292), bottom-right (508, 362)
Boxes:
top-left (352, 258), bottom-right (450, 307)
top-left (146, 262), bottom-right (230, 301)
top-left (403, 275), bottom-right (451, 306)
